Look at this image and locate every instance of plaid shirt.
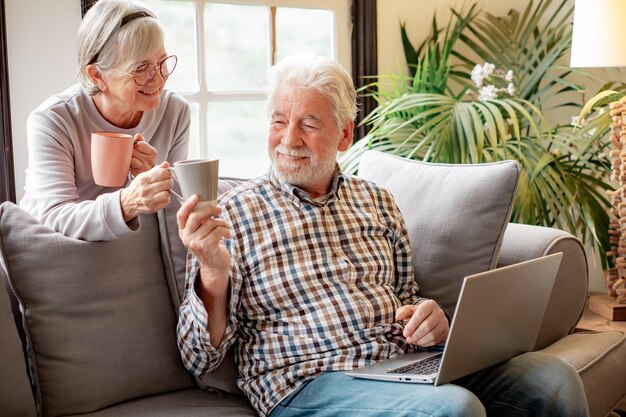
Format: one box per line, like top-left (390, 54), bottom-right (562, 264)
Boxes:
top-left (177, 167), bottom-right (424, 416)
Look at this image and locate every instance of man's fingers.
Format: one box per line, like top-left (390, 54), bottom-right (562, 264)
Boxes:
top-left (177, 195), bottom-right (200, 229)
top-left (403, 305), bottom-right (430, 338)
top-left (395, 305), bottom-right (415, 321)
top-left (400, 300), bottom-right (449, 346)
top-left (178, 199), bottom-right (222, 232)
top-left (182, 216), bottom-right (231, 265)
top-left (188, 219), bottom-right (231, 246)
top-left (410, 319), bottom-right (448, 346)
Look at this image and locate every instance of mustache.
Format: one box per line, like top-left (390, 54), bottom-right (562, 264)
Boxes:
top-left (274, 145), bottom-right (313, 158)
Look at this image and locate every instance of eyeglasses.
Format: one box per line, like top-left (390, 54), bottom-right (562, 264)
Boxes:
top-left (131, 55), bottom-right (178, 86)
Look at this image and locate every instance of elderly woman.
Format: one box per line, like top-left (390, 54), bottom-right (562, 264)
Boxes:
top-left (20, 0), bottom-right (189, 241)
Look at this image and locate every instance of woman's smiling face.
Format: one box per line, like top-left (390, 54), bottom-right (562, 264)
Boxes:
top-left (104, 49), bottom-right (170, 113)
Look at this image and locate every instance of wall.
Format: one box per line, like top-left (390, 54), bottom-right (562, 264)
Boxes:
top-left (6, 0), bottom-right (606, 291)
top-left (377, 0), bottom-right (520, 78)
top-left (6, 0), bottom-right (80, 201)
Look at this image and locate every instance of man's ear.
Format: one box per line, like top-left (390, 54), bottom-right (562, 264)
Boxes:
top-left (86, 64), bottom-right (107, 92)
top-left (338, 119), bottom-right (354, 152)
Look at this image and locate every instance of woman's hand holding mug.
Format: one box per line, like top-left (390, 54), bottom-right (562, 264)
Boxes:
top-left (120, 161), bottom-right (173, 222)
top-left (130, 134), bottom-right (158, 178)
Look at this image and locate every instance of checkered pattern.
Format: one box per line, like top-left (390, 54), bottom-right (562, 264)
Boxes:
top-left (177, 167), bottom-right (424, 417)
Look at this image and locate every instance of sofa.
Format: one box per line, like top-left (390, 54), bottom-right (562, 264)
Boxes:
top-left (1, 151), bottom-right (625, 417)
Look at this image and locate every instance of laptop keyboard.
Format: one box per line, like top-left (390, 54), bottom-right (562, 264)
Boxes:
top-left (387, 355), bottom-right (442, 374)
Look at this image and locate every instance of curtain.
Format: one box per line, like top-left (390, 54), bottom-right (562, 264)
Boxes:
top-left (351, 0), bottom-right (377, 142)
top-left (0, 0), bottom-right (15, 203)
top-left (81, 0), bottom-right (98, 17)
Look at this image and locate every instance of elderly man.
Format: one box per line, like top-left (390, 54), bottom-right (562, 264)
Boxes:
top-left (176, 54), bottom-right (588, 417)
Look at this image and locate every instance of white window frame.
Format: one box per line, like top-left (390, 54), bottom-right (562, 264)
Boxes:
top-left (169, 0), bottom-right (352, 162)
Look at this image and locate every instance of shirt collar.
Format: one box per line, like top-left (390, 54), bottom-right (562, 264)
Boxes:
top-left (268, 164), bottom-right (345, 206)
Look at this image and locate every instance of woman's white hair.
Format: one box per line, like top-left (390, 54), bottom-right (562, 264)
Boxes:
top-left (267, 54), bottom-right (358, 129)
top-left (77, 0), bottom-right (165, 95)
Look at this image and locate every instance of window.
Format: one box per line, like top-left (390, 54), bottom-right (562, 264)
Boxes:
top-left (142, 0), bottom-right (351, 178)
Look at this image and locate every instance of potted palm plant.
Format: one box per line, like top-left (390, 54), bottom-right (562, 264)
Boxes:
top-left (340, 0), bottom-right (615, 267)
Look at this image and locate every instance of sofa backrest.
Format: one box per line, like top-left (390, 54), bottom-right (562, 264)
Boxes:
top-left (0, 202), bottom-right (194, 417)
top-left (358, 151), bottom-right (520, 318)
top-left (0, 159), bottom-right (522, 415)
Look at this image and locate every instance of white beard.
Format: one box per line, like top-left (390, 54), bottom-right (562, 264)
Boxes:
top-left (271, 144), bottom-right (337, 190)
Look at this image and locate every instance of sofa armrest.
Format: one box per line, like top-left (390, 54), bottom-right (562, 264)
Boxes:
top-left (497, 223), bottom-right (588, 349)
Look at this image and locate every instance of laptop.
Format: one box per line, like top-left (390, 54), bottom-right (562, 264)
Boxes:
top-left (345, 252), bottom-right (563, 386)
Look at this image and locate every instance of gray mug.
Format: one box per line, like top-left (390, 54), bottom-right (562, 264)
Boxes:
top-left (168, 158), bottom-right (219, 205)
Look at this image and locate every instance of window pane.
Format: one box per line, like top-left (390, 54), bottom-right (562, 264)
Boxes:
top-left (143, 0), bottom-right (197, 93)
top-left (207, 100), bottom-right (269, 179)
top-left (276, 8), bottom-right (334, 61)
top-left (187, 103), bottom-right (201, 160)
top-left (204, 4), bottom-right (269, 91)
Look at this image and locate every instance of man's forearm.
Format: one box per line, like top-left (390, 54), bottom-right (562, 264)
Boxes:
top-left (197, 268), bottom-right (229, 348)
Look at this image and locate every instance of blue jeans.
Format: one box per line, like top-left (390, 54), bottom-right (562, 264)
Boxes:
top-left (268, 352), bottom-right (589, 417)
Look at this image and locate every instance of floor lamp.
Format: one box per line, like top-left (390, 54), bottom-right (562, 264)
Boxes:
top-left (571, 0), bottom-right (626, 320)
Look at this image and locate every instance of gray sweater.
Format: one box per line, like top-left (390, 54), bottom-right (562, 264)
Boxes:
top-left (20, 84), bottom-right (190, 241)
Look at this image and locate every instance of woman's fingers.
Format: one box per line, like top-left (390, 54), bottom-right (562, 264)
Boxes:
top-left (130, 135), bottom-right (157, 174)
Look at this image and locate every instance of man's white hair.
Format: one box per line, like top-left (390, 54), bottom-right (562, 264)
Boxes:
top-left (267, 54), bottom-right (358, 130)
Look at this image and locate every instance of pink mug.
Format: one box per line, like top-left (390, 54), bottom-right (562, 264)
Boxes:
top-left (90, 132), bottom-right (134, 187)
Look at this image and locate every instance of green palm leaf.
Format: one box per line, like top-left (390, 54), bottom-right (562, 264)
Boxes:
top-left (341, 0), bottom-right (616, 267)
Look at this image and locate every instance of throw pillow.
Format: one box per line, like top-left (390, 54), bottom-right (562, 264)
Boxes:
top-left (0, 280), bottom-right (37, 417)
top-left (0, 202), bottom-right (193, 417)
top-left (357, 151), bottom-right (519, 318)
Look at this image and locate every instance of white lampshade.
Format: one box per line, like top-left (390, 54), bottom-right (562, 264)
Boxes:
top-left (571, 0), bottom-right (626, 68)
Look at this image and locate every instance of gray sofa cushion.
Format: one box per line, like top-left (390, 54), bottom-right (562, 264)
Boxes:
top-left (77, 388), bottom-right (256, 417)
top-left (358, 151), bottom-right (519, 317)
top-left (0, 280), bottom-right (37, 417)
top-left (0, 202), bottom-right (194, 417)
